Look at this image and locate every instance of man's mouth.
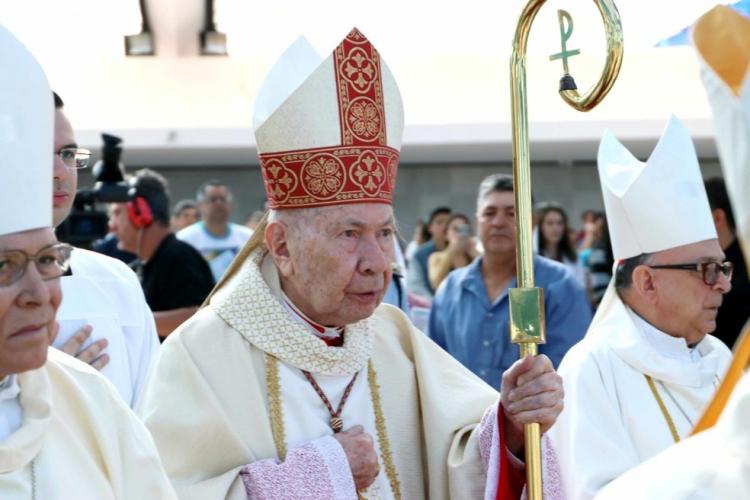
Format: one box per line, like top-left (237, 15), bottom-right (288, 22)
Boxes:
top-left (350, 290), bottom-right (380, 303)
top-left (53, 192), bottom-right (69, 204)
top-left (11, 323), bottom-right (47, 338)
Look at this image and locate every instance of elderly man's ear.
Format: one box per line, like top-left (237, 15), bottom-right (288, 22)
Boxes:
top-left (265, 222), bottom-right (294, 277)
top-left (631, 265), bottom-right (657, 301)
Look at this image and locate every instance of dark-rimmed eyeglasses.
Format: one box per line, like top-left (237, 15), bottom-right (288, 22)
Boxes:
top-left (647, 261), bottom-right (734, 286)
top-left (0, 243), bottom-right (73, 287)
top-left (55, 147), bottom-right (91, 169)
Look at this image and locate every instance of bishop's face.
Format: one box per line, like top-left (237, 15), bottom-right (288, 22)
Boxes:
top-left (0, 228), bottom-right (62, 378)
top-left (277, 204), bottom-right (395, 327)
top-left (647, 239), bottom-right (731, 344)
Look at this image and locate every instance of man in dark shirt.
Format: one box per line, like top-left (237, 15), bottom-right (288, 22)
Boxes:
top-left (109, 169), bottom-right (215, 339)
top-left (705, 177), bottom-right (749, 348)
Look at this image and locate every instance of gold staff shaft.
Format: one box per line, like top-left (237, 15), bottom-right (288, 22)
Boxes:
top-left (509, 1), bottom-right (623, 499)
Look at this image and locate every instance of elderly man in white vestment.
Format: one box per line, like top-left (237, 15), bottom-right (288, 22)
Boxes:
top-left (594, 6), bottom-right (750, 498)
top-left (0, 25), bottom-right (176, 499)
top-left (548, 115), bottom-right (734, 500)
top-left (138, 29), bottom-right (566, 500)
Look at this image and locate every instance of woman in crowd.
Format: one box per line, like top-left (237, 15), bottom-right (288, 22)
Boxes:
top-left (537, 203), bottom-right (585, 284)
top-left (404, 217), bottom-right (429, 265)
top-left (427, 213), bottom-right (479, 290)
top-left (586, 214), bottom-right (614, 309)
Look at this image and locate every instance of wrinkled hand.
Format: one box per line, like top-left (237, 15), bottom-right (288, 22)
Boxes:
top-left (333, 425), bottom-right (379, 491)
top-left (60, 325), bottom-right (110, 371)
top-left (500, 355), bottom-right (563, 455)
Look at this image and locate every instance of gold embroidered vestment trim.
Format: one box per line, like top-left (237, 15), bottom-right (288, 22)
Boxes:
top-left (644, 374), bottom-right (680, 443)
top-left (265, 355), bottom-right (401, 498)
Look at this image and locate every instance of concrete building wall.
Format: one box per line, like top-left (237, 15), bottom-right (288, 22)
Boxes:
top-left (81, 158), bottom-right (723, 243)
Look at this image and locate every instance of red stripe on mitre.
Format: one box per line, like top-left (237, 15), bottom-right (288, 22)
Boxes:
top-left (334, 28), bottom-right (387, 148)
top-left (259, 144), bottom-right (399, 209)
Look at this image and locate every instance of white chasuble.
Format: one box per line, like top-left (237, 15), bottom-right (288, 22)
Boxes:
top-left (549, 286), bottom-right (732, 500)
top-left (596, 370), bottom-right (750, 499)
top-left (0, 349), bottom-right (175, 499)
top-left (278, 364), bottom-right (395, 499)
top-left (277, 296), bottom-right (395, 499)
top-left (137, 247), bottom-right (564, 500)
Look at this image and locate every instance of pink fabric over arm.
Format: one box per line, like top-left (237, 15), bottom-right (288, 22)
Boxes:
top-left (240, 435), bottom-right (356, 500)
top-left (478, 402), bottom-right (566, 500)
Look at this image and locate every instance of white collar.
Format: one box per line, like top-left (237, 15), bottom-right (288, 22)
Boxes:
top-left (281, 292), bottom-right (344, 340)
top-left (593, 289), bottom-right (725, 387)
top-left (0, 375), bottom-right (19, 403)
top-left (211, 247), bottom-right (372, 376)
top-left (627, 308), bottom-right (702, 363)
top-left (0, 359), bottom-right (53, 473)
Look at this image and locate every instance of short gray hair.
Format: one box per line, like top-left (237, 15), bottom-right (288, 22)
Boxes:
top-left (268, 207), bottom-right (322, 236)
top-left (477, 174), bottom-right (514, 209)
top-left (614, 252), bottom-right (654, 291)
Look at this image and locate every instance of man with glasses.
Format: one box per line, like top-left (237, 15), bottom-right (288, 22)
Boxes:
top-left (593, 7), bottom-right (750, 498)
top-left (50, 92), bottom-right (160, 408)
top-left (177, 179), bottom-right (252, 282)
top-left (548, 116), bottom-right (733, 499)
top-left (0, 25), bottom-right (175, 497)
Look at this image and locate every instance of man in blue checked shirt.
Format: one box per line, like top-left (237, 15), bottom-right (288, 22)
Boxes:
top-left (428, 174), bottom-right (592, 387)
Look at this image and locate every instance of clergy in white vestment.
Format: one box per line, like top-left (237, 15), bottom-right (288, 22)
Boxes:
top-left (137, 29), bottom-right (566, 500)
top-left (0, 24), bottom-right (176, 499)
top-left (51, 93), bottom-right (160, 408)
top-left (593, 369), bottom-right (749, 500)
top-left (548, 115), bottom-right (734, 500)
top-left (594, 6), bottom-right (750, 498)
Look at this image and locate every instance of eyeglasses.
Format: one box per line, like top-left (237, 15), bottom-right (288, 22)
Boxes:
top-left (55, 147), bottom-right (91, 169)
top-left (206, 195), bottom-right (231, 204)
top-left (648, 261), bottom-right (734, 286)
top-left (0, 243), bottom-right (73, 287)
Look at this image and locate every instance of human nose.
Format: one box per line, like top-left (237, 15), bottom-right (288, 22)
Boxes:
top-left (358, 235), bottom-right (390, 275)
top-left (53, 151), bottom-right (66, 179)
top-left (713, 269), bottom-right (732, 294)
top-left (16, 259), bottom-right (52, 307)
top-left (491, 213), bottom-right (509, 227)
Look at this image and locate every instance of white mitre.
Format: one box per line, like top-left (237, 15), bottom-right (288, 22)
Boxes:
top-left (597, 115), bottom-right (717, 260)
top-left (252, 28), bottom-right (404, 210)
top-left (0, 24), bottom-right (53, 237)
top-left (253, 29), bottom-right (403, 157)
top-left (252, 36), bottom-right (323, 132)
top-left (693, 5), bottom-right (750, 257)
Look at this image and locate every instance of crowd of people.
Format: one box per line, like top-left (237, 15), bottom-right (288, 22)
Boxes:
top-left (1, 4), bottom-right (749, 500)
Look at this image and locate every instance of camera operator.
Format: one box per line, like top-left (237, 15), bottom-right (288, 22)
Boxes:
top-left (52, 93), bottom-right (160, 407)
top-left (109, 169), bottom-right (215, 339)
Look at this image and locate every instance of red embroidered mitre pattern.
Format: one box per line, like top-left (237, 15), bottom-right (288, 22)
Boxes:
top-left (259, 28), bottom-right (400, 209)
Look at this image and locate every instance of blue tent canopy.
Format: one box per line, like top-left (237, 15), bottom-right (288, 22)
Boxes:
top-left (656, 0), bottom-right (750, 47)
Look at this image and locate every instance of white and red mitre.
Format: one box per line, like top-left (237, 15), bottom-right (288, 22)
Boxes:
top-left (597, 115), bottom-right (717, 261)
top-left (693, 5), bottom-right (750, 255)
top-left (0, 25), bottom-right (53, 237)
top-left (253, 28), bottom-right (404, 209)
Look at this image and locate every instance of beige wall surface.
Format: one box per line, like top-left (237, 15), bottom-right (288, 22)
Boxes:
top-left (79, 158), bottom-right (723, 245)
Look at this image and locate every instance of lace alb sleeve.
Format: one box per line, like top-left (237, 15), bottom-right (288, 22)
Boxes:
top-left (240, 435), bottom-right (356, 500)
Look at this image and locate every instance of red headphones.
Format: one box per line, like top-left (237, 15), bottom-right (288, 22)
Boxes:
top-left (127, 193), bottom-right (153, 229)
